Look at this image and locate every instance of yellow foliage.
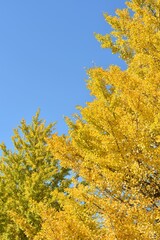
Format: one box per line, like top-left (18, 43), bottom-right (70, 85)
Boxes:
top-left (0, 1), bottom-right (159, 239)
top-left (48, 0), bottom-right (160, 239)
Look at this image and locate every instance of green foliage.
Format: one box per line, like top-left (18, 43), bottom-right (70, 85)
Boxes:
top-left (0, 111), bottom-right (70, 239)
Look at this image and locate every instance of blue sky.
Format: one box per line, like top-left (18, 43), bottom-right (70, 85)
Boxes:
top-left (0, 0), bottom-right (126, 149)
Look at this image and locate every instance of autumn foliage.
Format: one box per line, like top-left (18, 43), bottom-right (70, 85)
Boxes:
top-left (0, 0), bottom-right (160, 239)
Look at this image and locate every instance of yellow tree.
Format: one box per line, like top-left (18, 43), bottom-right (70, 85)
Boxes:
top-left (0, 111), bottom-right (105, 239)
top-left (31, 187), bottom-right (107, 240)
top-left (0, 111), bottom-right (71, 239)
top-left (48, 0), bottom-right (160, 239)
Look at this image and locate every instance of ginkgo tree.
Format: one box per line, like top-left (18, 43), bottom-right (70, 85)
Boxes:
top-left (0, 111), bottom-right (105, 240)
top-left (48, 0), bottom-right (160, 239)
top-left (0, 111), bottom-right (71, 239)
top-left (0, 0), bottom-right (160, 239)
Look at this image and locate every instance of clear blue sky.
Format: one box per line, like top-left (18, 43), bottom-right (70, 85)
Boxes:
top-left (0, 0), bottom-right (126, 149)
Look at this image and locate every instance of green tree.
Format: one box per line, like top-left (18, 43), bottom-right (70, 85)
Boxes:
top-left (0, 111), bottom-right (70, 239)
